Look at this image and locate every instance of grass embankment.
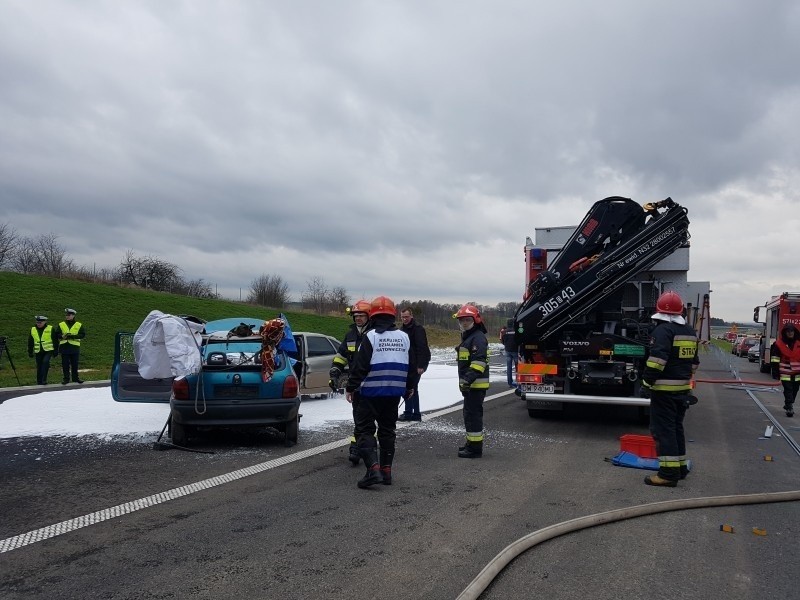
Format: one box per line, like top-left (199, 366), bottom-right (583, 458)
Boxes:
top-left (0, 272), bottom-right (460, 387)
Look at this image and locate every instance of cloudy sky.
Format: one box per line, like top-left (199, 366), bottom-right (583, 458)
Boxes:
top-left (1, 1), bottom-right (798, 322)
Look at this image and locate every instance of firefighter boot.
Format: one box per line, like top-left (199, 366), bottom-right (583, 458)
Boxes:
top-left (348, 442), bottom-right (360, 466)
top-left (786, 403), bottom-right (794, 417)
top-left (357, 449), bottom-right (383, 489)
top-left (644, 474), bottom-right (678, 487)
top-left (458, 441), bottom-right (483, 459)
top-left (379, 448), bottom-right (394, 485)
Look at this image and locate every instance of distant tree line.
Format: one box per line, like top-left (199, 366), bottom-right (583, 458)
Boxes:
top-left (0, 221), bottom-right (520, 323)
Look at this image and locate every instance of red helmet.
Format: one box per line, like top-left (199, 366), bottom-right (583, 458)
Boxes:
top-left (347, 299), bottom-right (371, 317)
top-left (455, 303), bottom-right (483, 324)
top-left (656, 291), bottom-right (684, 315)
top-left (369, 295), bottom-right (396, 318)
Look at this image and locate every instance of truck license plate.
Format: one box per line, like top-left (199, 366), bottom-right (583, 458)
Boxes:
top-left (522, 384), bottom-right (555, 394)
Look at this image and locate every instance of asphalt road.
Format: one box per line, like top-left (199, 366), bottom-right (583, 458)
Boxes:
top-left (1, 347), bottom-right (798, 600)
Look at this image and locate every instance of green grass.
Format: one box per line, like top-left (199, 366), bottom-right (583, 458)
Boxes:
top-left (0, 272), bottom-right (460, 387)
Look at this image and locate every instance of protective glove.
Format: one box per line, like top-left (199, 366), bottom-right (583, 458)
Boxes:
top-left (643, 377), bottom-right (656, 387)
top-left (328, 379), bottom-right (338, 392)
top-left (463, 370), bottom-right (478, 385)
top-left (459, 382), bottom-right (470, 393)
top-left (329, 367), bottom-right (342, 380)
top-left (639, 386), bottom-right (651, 399)
top-left (682, 394), bottom-right (699, 408)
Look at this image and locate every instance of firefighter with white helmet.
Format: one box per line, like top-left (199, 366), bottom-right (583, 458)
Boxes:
top-left (345, 296), bottom-right (411, 488)
top-left (641, 291), bottom-right (699, 486)
top-left (454, 304), bottom-right (490, 458)
top-left (330, 299), bottom-right (372, 465)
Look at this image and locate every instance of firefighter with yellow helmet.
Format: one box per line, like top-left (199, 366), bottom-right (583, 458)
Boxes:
top-left (641, 291), bottom-right (699, 487)
top-left (329, 299), bottom-right (372, 465)
top-left (454, 304), bottom-right (490, 458)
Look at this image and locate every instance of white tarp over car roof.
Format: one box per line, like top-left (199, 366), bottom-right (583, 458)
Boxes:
top-left (133, 310), bottom-right (204, 379)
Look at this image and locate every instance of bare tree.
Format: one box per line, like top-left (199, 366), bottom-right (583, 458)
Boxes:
top-left (328, 285), bottom-right (350, 314)
top-left (9, 236), bottom-right (38, 274)
top-left (35, 232), bottom-right (73, 276)
top-left (176, 278), bottom-right (217, 299)
top-left (302, 276), bottom-right (328, 314)
top-left (248, 274), bottom-right (290, 308)
top-left (0, 222), bottom-right (18, 270)
top-left (118, 250), bottom-right (182, 291)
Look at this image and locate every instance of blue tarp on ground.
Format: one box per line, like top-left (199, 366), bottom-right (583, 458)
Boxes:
top-left (609, 451), bottom-right (659, 471)
top-left (608, 451), bottom-right (693, 474)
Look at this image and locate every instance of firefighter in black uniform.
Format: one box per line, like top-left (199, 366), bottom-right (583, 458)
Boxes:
top-left (770, 322), bottom-right (800, 417)
top-left (329, 299), bottom-right (372, 465)
top-left (641, 291), bottom-right (699, 487)
top-left (454, 304), bottom-right (490, 458)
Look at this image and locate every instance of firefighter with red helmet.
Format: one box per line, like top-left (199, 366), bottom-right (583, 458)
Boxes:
top-left (454, 304), bottom-right (490, 458)
top-left (330, 299), bottom-right (372, 465)
top-left (641, 291), bottom-right (699, 487)
top-left (770, 322), bottom-right (799, 417)
top-left (345, 296), bottom-right (411, 488)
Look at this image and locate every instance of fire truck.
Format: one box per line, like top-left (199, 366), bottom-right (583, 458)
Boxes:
top-left (753, 292), bottom-right (800, 374)
top-left (512, 197), bottom-right (691, 417)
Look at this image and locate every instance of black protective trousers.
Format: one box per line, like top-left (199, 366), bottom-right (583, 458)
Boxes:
top-left (462, 388), bottom-right (487, 439)
top-left (781, 378), bottom-right (799, 408)
top-left (354, 394), bottom-right (401, 453)
top-left (649, 391), bottom-right (688, 481)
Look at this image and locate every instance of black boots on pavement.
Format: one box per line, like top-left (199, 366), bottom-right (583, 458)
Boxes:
top-left (348, 443), bottom-right (360, 466)
top-left (357, 448), bottom-right (382, 488)
top-left (357, 448), bottom-right (394, 488)
top-left (458, 440), bottom-right (483, 459)
top-left (785, 403), bottom-right (794, 417)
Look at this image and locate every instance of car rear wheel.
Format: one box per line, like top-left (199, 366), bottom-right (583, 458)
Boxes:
top-left (284, 415), bottom-right (299, 447)
top-left (171, 417), bottom-right (189, 446)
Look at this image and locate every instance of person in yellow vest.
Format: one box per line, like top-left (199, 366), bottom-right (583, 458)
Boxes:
top-left (28, 315), bottom-right (57, 385)
top-left (55, 308), bottom-right (86, 384)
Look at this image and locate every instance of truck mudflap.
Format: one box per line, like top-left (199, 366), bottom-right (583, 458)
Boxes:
top-left (522, 390), bottom-right (650, 407)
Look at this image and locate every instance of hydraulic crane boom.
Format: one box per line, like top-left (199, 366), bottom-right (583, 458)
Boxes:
top-left (515, 198), bottom-right (690, 342)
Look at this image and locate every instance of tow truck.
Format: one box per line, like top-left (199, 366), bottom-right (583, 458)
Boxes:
top-left (513, 197), bottom-right (691, 416)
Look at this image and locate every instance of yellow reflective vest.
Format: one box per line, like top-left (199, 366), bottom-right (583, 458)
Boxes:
top-left (59, 321), bottom-right (83, 347)
top-left (31, 325), bottom-right (55, 352)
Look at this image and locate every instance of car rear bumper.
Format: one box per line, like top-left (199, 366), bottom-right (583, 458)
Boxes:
top-left (170, 396), bottom-right (301, 426)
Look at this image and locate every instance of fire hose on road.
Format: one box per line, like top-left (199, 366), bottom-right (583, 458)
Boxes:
top-left (456, 490), bottom-right (800, 600)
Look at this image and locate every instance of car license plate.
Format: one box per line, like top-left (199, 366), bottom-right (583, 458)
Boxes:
top-left (522, 384), bottom-right (555, 394)
top-left (214, 385), bottom-right (260, 399)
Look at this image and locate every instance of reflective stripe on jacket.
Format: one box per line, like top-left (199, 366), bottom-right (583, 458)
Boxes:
top-left (457, 328), bottom-right (489, 390)
top-left (332, 323), bottom-right (363, 369)
top-left (774, 338), bottom-right (800, 379)
top-left (358, 328), bottom-right (410, 397)
top-left (643, 321), bottom-right (699, 393)
top-left (58, 321), bottom-right (83, 347)
top-left (31, 326), bottom-right (55, 352)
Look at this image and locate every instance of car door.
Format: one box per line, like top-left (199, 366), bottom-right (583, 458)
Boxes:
top-left (296, 333), bottom-right (340, 394)
top-left (110, 331), bottom-right (172, 403)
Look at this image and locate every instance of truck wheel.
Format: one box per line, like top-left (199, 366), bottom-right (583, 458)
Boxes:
top-left (284, 415), bottom-right (299, 447)
top-left (528, 409), bottom-right (545, 418)
top-left (171, 418), bottom-right (189, 446)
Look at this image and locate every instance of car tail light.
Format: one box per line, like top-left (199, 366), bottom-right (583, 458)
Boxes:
top-left (172, 378), bottom-right (190, 400)
top-left (282, 375), bottom-right (298, 398)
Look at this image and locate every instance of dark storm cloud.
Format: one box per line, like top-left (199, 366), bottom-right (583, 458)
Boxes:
top-left (1, 1), bottom-right (798, 321)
